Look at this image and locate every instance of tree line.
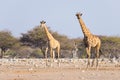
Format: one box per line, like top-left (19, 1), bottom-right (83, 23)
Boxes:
top-left (0, 26), bottom-right (120, 58)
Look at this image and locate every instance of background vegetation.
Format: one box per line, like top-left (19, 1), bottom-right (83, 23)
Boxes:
top-left (0, 26), bottom-right (120, 59)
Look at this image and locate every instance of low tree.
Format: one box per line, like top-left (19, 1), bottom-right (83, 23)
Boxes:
top-left (20, 26), bottom-right (76, 58)
top-left (100, 36), bottom-right (120, 58)
top-left (20, 26), bottom-right (48, 58)
top-left (0, 30), bottom-right (18, 58)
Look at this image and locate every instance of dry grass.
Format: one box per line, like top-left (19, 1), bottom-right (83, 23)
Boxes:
top-left (0, 58), bottom-right (120, 80)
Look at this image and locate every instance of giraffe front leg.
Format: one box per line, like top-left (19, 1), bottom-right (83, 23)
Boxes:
top-left (52, 50), bottom-right (55, 59)
top-left (91, 58), bottom-right (95, 67)
top-left (57, 46), bottom-right (60, 67)
top-left (57, 46), bottom-right (60, 59)
top-left (50, 48), bottom-right (53, 59)
top-left (50, 48), bottom-right (53, 67)
top-left (45, 47), bottom-right (48, 67)
top-left (86, 47), bottom-right (91, 69)
top-left (45, 47), bottom-right (48, 59)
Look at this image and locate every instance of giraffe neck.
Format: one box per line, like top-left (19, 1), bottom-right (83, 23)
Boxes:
top-left (43, 25), bottom-right (55, 40)
top-left (78, 17), bottom-right (92, 37)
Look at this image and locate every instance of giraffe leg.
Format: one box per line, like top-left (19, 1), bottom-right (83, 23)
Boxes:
top-left (96, 48), bottom-right (99, 68)
top-left (52, 50), bottom-right (55, 59)
top-left (96, 40), bottom-right (101, 69)
top-left (50, 48), bottom-right (53, 59)
top-left (91, 58), bottom-right (95, 67)
top-left (50, 48), bottom-right (53, 67)
top-left (57, 46), bottom-right (60, 59)
top-left (91, 48), bottom-right (96, 67)
top-left (86, 47), bottom-right (91, 69)
top-left (57, 46), bottom-right (60, 67)
top-left (45, 47), bottom-right (48, 67)
top-left (45, 47), bottom-right (48, 58)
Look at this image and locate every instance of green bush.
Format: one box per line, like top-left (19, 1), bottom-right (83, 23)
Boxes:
top-left (30, 48), bottom-right (43, 58)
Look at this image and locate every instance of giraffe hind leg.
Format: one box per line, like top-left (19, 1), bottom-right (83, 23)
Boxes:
top-left (91, 58), bottom-right (95, 67)
top-left (96, 50), bottom-right (99, 68)
top-left (96, 45), bottom-right (100, 69)
top-left (56, 46), bottom-right (61, 67)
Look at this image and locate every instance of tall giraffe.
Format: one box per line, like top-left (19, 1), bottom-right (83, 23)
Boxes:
top-left (40, 21), bottom-right (60, 59)
top-left (76, 13), bottom-right (101, 68)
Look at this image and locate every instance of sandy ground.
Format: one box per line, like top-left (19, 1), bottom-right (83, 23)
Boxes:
top-left (0, 59), bottom-right (120, 80)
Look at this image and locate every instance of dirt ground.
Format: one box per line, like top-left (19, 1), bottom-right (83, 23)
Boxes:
top-left (0, 59), bottom-right (120, 80)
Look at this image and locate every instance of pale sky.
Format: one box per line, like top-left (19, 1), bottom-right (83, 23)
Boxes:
top-left (0, 0), bottom-right (120, 38)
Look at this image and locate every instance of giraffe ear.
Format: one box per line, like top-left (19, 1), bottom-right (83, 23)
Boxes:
top-left (40, 21), bottom-right (42, 24)
top-left (44, 21), bottom-right (46, 23)
top-left (80, 13), bottom-right (82, 16)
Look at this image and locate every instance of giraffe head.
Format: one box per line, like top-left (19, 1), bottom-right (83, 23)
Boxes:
top-left (76, 12), bottom-right (82, 19)
top-left (40, 20), bottom-right (46, 28)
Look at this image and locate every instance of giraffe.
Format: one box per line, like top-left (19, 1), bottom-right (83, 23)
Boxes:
top-left (76, 13), bottom-right (101, 68)
top-left (40, 21), bottom-right (60, 59)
